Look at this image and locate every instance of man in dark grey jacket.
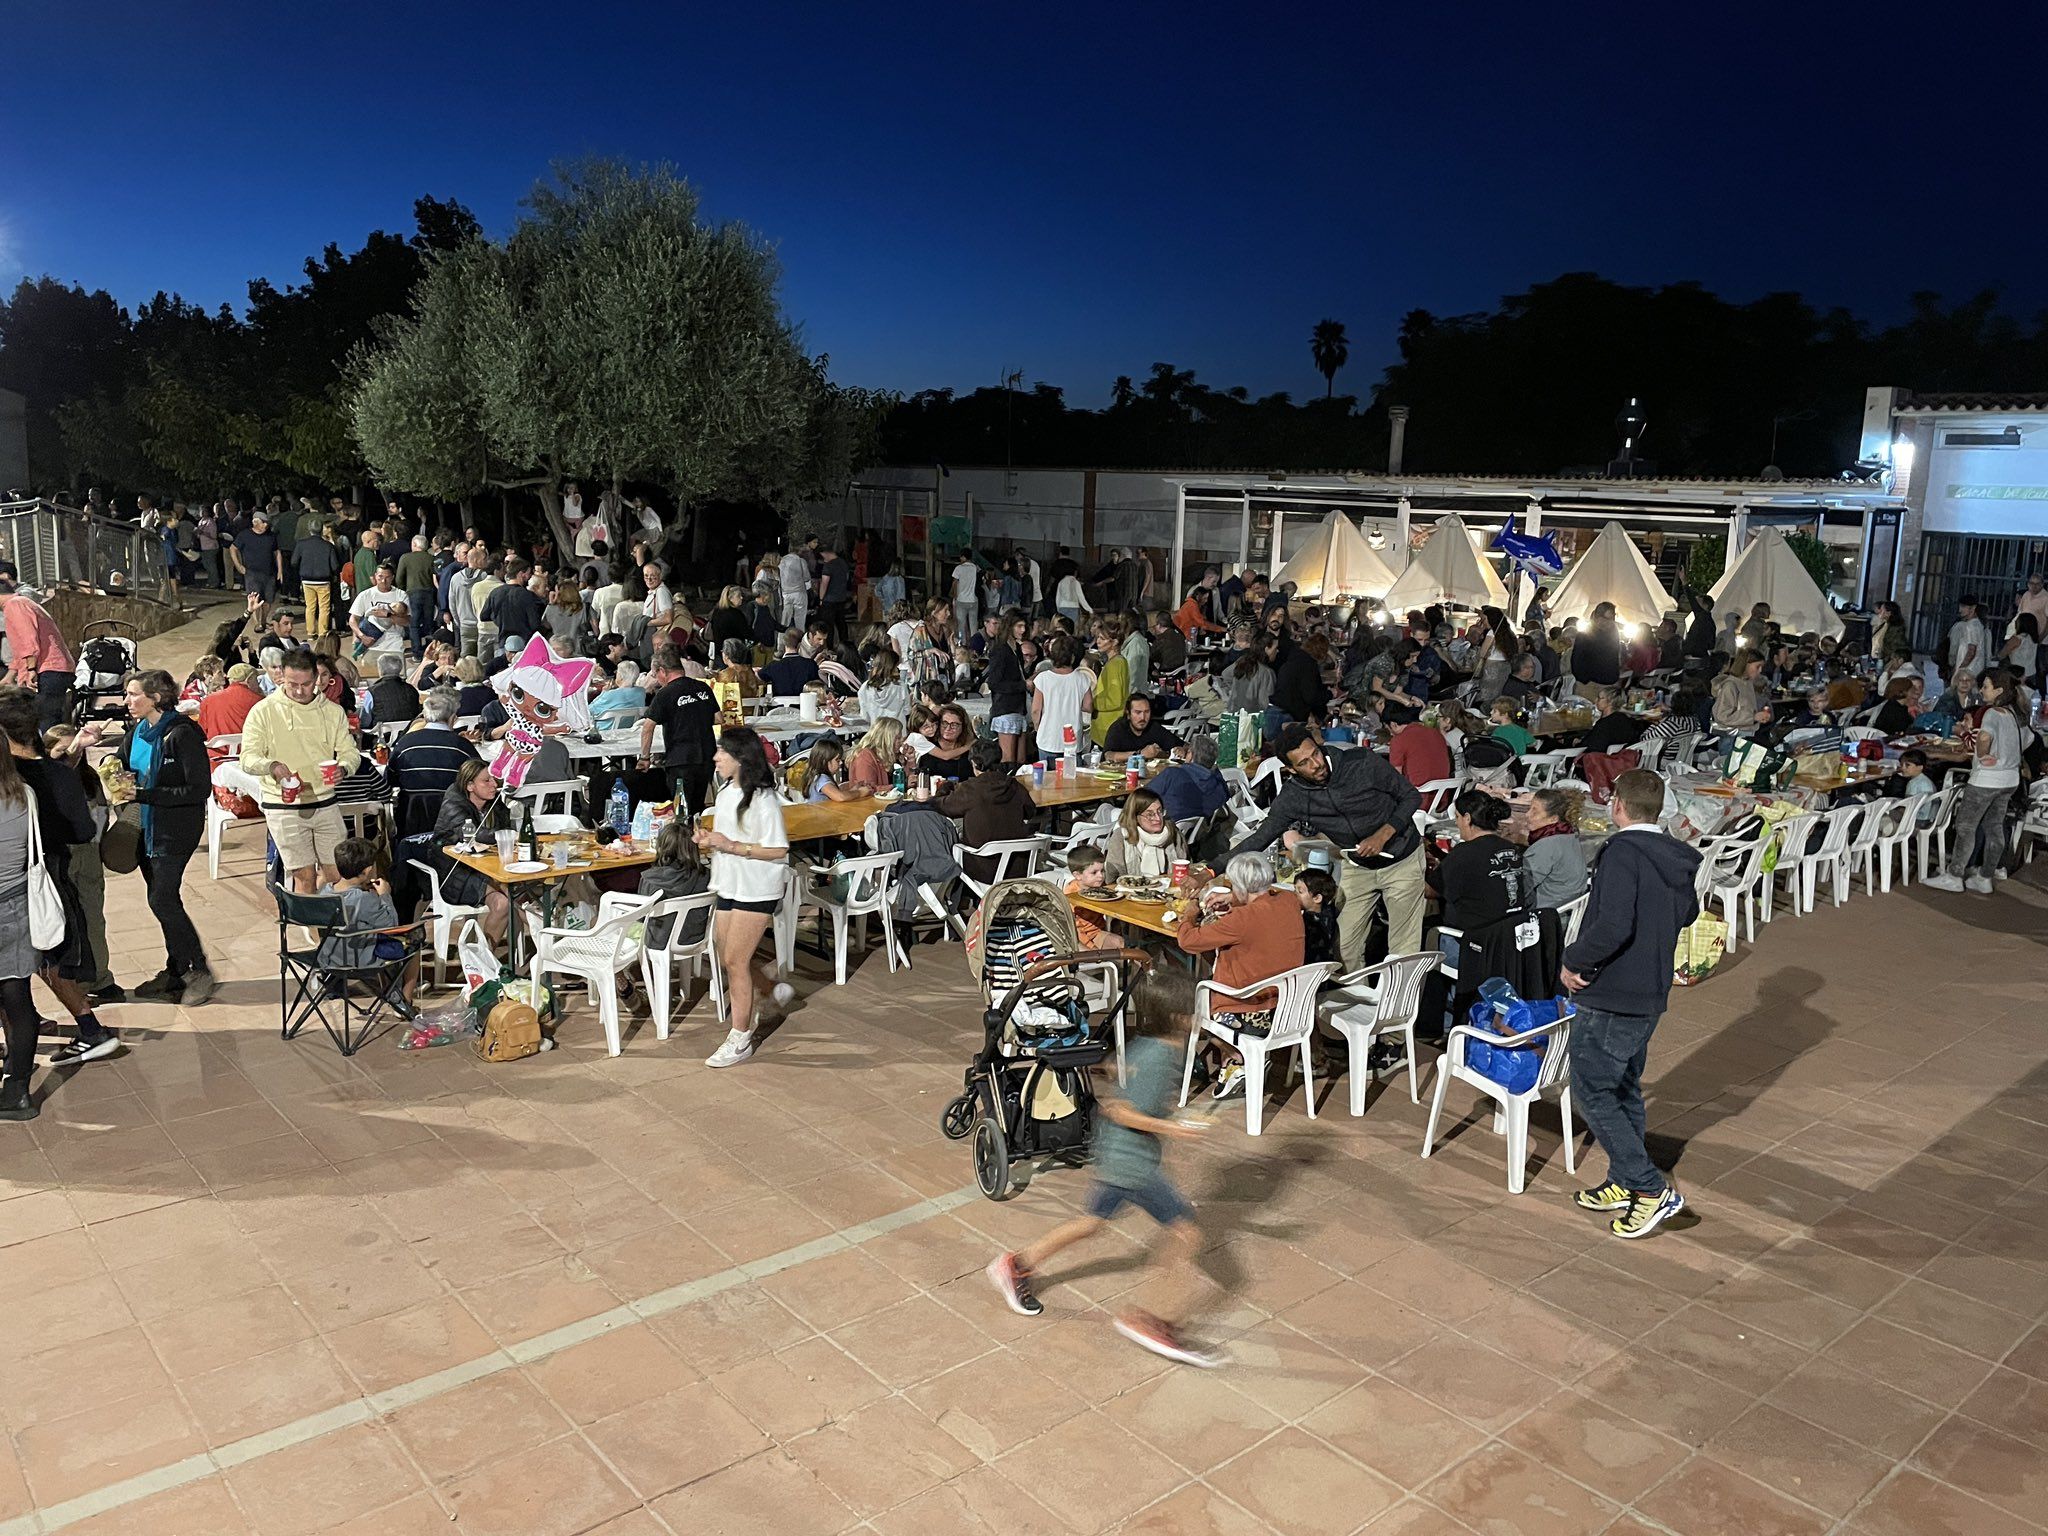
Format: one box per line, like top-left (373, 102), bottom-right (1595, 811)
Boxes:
top-left (1230, 724), bottom-right (1424, 964)
top-left (1559, 767), bottom-right (1701, 1241)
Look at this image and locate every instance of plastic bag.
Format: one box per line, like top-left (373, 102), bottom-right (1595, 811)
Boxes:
top-left (1672, 912), bottom-right (1728, 986)
top-left (398, 1001), bottom-right (475, 1050)
top-left (1463, 980), bottom-right (1566, 1093)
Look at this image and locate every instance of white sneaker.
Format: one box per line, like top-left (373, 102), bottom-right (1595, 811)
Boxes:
top-left (1965, 875), bottom-right (1995, 895)
top-left (771, 982), bottom-right (796, 1008)
top-left (1992, 867), bottom-right (2011, 881)
top-left (1922, 872), bottom-right (1966, 892)
top-left (705, 1030), bottom-right (755, 1068)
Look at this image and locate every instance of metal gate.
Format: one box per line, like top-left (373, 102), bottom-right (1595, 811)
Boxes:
top-left (1911, 532), bottom-right (2048, 655)
top-left (0, 498), bottom-right (164, 602)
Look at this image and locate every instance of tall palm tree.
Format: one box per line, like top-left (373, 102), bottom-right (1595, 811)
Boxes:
top-left (1110, 375), bottom-right (1135, 409)
top-left (1311, 319), bottom-right (1349, 397)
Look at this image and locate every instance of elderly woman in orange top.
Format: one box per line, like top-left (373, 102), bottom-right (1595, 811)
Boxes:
top-left (1175, 848), bottom-right (1305, 1101)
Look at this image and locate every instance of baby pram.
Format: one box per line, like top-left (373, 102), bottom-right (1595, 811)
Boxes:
top-left (72, 620), bottom-right (139, 726)
top-left (944, 878), bottom-right (1145, 1200)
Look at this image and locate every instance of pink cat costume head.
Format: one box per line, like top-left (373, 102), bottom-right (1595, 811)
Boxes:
top-left (487, 636), bottom-right (596, 788)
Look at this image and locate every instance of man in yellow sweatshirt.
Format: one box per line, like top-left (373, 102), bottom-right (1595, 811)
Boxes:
top-left (239, 649), bottom-right (361, 892)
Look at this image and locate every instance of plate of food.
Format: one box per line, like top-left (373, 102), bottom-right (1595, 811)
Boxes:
top-left (1116, 876), bottom-right (1172, 901)
top-left (1088, 888), bottom-right (1124, 902)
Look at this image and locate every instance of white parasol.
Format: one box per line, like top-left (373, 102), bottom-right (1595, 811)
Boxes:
top-left (1380, 514), bottom-right (1510, 612)
top-left (1273, 512), bottom-right (1402, 600)
top-left (1707, 527), bottom-right (1843, 639)
top-left (1543, 521), bottom-right (1675, 630)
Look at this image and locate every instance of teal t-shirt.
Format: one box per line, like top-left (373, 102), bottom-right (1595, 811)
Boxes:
top-left (1094, 1036), bottom-right (1179, 1188)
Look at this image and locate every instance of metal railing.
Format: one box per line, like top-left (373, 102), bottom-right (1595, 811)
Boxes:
top-left (0, 498), bottom-right (166, 602)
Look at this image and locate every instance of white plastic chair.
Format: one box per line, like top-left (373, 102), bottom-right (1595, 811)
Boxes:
top-left (1420, 1007), bottom-right (1578, 1195)
top-left (1871, 796), bottom-right (1918, 891)
top-left (1698, 828), bottom-right (1772, 949)
top-left (1841, 725), bottom-right (1888, 743)
top-left (1326, 952), bottom-right (1439, 1109)
top-left (530, 893), bottom-right (657, 1055)
top-left (1557, 891), bottom-right (1591, 946)
top-left (1844, 799), bottom-right (1906, 895)
top-left (1914, 783), bottom-right (1963, 882)
top-left (1415, 777), bottom-right (1464, 816)
top-left (1248, 756), bottom-right (1286, 803)
top-left (1800, 805), bottom-right (1859, 910)
top-left (1519, 751), bottom-right (1566, 788)
top-left (637, 890), bottom-right (723, 1035)
top-left (510, 779), bottom-right (586, 818)
top-left (1177, 962), bottom-right (1339, 1136)
top-left (954, 836), bottom-right (1052, 903)
top-left (206, 761), bottom-right (265, 878)
top-left (1632, 736), bottom-right (1669, 773)
top-left (407, 859), bottom-right (490, 985)
top-left (807, 850), bottom-right (907, 986)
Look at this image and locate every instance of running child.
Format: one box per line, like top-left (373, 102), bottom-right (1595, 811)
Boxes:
top-left (986, 966), bottom-right (1220, 1366)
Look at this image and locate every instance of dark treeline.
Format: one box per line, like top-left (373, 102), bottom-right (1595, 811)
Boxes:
top-left (883, 274), bottom-right (2048, 479)
top-left (0, 197), bottom-right (481, 501)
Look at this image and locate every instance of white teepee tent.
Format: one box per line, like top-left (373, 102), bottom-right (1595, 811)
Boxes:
top-left (1274, 512), bottom-right (1401, 600)
top-left (1543, 521), bottom-right (1676, 630)
top-left (1380, 514), bottom-right (1510, 612)
top-left (1708, 527), bottom-right (1843, 638)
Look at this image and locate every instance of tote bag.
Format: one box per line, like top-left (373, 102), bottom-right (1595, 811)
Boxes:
top-left (22, 787), bottom-right (68, 951)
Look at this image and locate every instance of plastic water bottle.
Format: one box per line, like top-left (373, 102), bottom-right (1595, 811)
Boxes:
top-left (630, 800), bottom-right (655, 842)
top-left (608, 779), bottom-right (632, 834)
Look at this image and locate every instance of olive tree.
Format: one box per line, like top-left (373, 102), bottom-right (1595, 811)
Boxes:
top-left (351, 160), bottom-right (879, 553)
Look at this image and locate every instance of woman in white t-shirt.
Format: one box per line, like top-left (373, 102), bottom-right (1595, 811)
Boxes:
top-left (1927, 671), bottom-right (2025, 894)
top-left (693, 727), bottom-right (790, 1067)
top-left (1029, 633), bottom-right (1095, 760)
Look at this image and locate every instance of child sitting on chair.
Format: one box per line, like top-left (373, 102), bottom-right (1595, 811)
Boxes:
top-left (1891, 747), bottom-right (1938, 825)
top-left (1295, 865), bottom-right (1340, 966)
top-left (319, 837), bottom-right (420, 1018)
top-left (1065, 845), bottom-right (1120, 950)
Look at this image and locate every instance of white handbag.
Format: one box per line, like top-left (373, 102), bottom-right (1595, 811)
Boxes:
top-left (22, 786), bottom-right (68, 951)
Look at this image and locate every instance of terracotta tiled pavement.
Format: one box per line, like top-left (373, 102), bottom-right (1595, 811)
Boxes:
top-left (2, 612), bottom-right (2045, 1534)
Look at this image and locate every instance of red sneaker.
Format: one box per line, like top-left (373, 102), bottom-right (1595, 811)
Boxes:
top-left (986, 1252), bottom-right (1044, 1316)
top-left (1113, 1310), bottom-right (1223, 1368)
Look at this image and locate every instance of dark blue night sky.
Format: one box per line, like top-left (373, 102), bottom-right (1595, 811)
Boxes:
top-left (9, 1), bottom-right (2045, 401)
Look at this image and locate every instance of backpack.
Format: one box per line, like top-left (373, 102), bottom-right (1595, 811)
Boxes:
top-left (475, 996), bottom-right (543, 1062)
top-left (81, 637), bottom-right (130, 678)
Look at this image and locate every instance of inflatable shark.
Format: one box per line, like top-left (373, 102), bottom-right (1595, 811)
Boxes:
top-left (1490, 516), bottom-right (1565, 580)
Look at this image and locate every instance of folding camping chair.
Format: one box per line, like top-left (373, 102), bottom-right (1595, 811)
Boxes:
top-left (273, 883), bottom-right (429, 1056)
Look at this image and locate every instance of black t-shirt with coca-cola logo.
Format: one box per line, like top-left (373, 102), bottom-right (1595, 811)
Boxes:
top-left (649, 676), bottom-right (716, 767)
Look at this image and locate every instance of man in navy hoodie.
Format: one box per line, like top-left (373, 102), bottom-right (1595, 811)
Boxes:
top-left (1559, 768), bottom-right (1702, 1239)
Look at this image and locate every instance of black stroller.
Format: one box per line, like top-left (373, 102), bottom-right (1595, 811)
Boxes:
top-left (73, 620), bottom-right (139, 726)
top-left (943, 878), bottom-right (1145, 1200)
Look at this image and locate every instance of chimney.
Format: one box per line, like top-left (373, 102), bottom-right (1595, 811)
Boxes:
top-left (1387, 407), bottom-right (1410, 475)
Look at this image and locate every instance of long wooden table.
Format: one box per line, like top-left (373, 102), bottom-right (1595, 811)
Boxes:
top-left (744, 768), bottom-right (1142, 843)
top-left (1068, 890), bottom-right (1181, 940)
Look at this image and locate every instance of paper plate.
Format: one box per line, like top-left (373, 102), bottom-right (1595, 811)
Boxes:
top-left (502, 860), bottom-right (551, 874)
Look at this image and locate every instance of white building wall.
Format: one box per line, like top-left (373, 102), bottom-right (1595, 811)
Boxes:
top-left (1917, 414), bottom-right (2048, 536)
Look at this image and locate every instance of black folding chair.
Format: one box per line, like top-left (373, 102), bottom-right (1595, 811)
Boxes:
top-left (273, 883), bottom-right (430, 1056)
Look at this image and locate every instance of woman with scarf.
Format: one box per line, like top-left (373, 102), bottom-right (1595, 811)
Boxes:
top-left (114, 670), bottom-right (216, 1005)
top-left (1522, 786), bottom-right (1589, 911)
top-left (1103, 788), bottom-right (1188, 882)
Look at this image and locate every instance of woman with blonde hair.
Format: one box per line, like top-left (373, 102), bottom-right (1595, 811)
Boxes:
top-left (1104, 787), bottom-right (1186, 881)
top-left (1089, 616), bottom-right (1130, 747)
top-left (848, 716), bottom-right (904, 790)
top-left (708, 583), bottom-right (752, 653)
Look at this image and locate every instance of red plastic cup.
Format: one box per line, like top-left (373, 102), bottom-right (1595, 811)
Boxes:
top-left (278, 772), bottom-right (302, 804)
top-left (318, 759), bottom-right (342, 786)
